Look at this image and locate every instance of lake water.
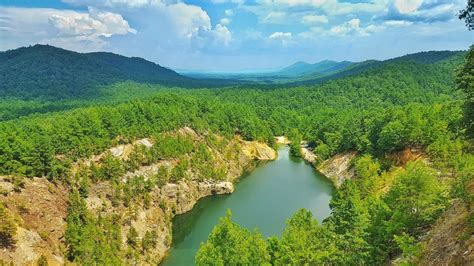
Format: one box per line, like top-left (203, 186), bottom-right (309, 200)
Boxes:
top-left (162, 146), bottom-right (334, 265)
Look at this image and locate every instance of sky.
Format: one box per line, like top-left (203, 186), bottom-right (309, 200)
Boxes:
top-left (0, 0), bottom-right (472, 71)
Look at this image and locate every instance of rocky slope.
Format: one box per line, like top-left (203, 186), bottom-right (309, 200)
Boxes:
top-left (418, 177), bottom-right (474, 265)
top-left (0, 128), bottom-right (277, 265)
top-left (418, 199), bottom-right (474, 265)
top-left (317, 152), bottom-right (357, 188)
top-left (0, 177), bottom-right (69, 265)
top-left (299, 146), bottom-right (356, 188)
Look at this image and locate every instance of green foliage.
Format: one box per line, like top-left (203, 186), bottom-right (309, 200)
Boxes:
top-left (36, 255), bottom-right (48, 266)
top-left (65, 190), bottom-right (122, 264)
top-left (155, 166), bottom-right (170, 187)
top-left (170, 158), bottom-right (189, 182)
top-left (198, 157), bottom-right (457, 265)
top-left (0, 45), bottom-right (196, 101)
top-left (98, 153), bottom-right (125, 182)
top-left (384, 162), bottom-right (446, 237)
top-left (141, 230), bottom-right (158, 253)
top-left (456, 45), bottom-right (474, 138)
top-left (269, 209), bottom-right (337, 265)
top-left (377, 120), bottom-right (407, 152)
top-left (127, 227), bottom-right (139, 249)
top-left (313, 141), bottom-right (330, 162)
top-left (195, 210), bottom-right (270, 265)
top-left (288, 129), bottom-right (302, 157)
top-left (394, 232), bottom-right (422, 265)
top-left (458, 0), bottom-right (474, 30)
top-left (0, 45), bottom-right (471, 265)
top-left (0, 48), bottom-right (466, 179)
top-left (354, 155), bottom-right (380, 180)
top-left (0, 203), bottom-right (16, 247)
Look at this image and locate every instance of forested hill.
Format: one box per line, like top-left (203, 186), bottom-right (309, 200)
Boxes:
top-left (273, 60), bottom-right (353, 77)
top-left (0, 45), bottom-right (233, 100)
top-left (287, 50), bottom-right (465, 86)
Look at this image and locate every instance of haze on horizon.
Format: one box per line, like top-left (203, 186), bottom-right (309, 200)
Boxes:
top-left (0, 0), bottom-right (473, 71)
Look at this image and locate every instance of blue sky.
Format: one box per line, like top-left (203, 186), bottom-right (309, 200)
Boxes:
top-left (0, 0), bottom-right (472, 71)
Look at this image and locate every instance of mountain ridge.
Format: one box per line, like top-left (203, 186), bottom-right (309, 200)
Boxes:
top-left (0, 44), bottom-right (236, 100)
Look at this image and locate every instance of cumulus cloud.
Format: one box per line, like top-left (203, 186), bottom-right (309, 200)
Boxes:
top-left (0, 7), bottom-right (135, 51)
top-left (220, 18), bottom-right (231, 25)
top-left (225, 9), bottom-right (233, 16)
top-left (214, 24), bottom-right (232, 45)
top-left (269, 31), bottom-right (293, 46)
top-left (68, 1), bottom-right (233, 50)
top-left (301, 15), bottom-right (328, 25)
top-left (49, 7), bottom-right (136, 37)
top-left (378, 0), bottom-right (462, 23)
top-left (394, 0), bottom-right (423, 14)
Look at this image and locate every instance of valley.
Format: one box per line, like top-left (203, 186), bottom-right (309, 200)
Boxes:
top-left (0, 31), bottom-right (472, 266)
top-left (163, 146), bottom-right (333, 265)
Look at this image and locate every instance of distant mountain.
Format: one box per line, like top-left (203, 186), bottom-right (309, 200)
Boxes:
top-left (290, 50), bottom-right (466, 86)
top-left (179, 60), bottom-right (354, 83)
top-left (0, 45), bottom-right (231, 100)
top-left (277, 60), bottom-right (353, 77)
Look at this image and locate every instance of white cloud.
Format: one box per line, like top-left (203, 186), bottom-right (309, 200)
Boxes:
top-left (102, 1), bottom-right (231, 51)
top-left (225, 9), bottom-right (233, 16)
top-left (383, 20), bottom-right (413, 27)
top-left (255, 0), bottom-right (386, 15)
top-left (214, 24), bottom-right (232, 45)
top-left (220, 18), bottom-right (231, 25)
top-left (330, 18), bottom-right (381, 36)
top-left (262, 11), bottom-right (286, 24)
top-left (0, 7), bottom-right (135, 51)
top-left (301, 15), bottom-right (328, 25)
top-left (49, 7), bottom-right (136, 37)
top-left (394, 0), bottom-right (423, 14)
top-left (210, 0), bottom-right (245, 4)
top-left (63, 0), bottom-right (152, 8)
top-left (269, 31), bottom-right (293, 46)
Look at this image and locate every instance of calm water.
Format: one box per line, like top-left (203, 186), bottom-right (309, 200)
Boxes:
top-left (162, 146), bottom-right (334, 265)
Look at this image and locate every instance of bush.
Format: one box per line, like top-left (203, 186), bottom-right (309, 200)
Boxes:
top-left (0, 203), bottom-right (16, 247)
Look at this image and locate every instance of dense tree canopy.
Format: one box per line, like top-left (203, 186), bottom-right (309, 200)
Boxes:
top-left (0, 46), bottom-right (471, 265)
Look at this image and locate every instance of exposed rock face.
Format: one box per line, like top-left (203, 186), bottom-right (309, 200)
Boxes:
top-left (301, 147), bottom-right (317, 164)
top-left (0, 177), bottom-right (68, 265)
top-left (0, 129), bottom-right (276, 265)
top-left (317, 152), bottom-right (357, 188)
top-left (241, 140), bottom-right (277, 161)
top-left (161, 180), bottom-right (234, 215)
top-left (419, 199), bottom-right (474, 265)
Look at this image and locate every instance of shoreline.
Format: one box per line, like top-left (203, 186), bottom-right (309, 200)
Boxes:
top-left (158, 142), bottom-right (278, 264)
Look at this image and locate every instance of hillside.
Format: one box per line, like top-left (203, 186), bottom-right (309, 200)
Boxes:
top-left (276, 60), bottom-right (353, 77)
top-left (181, 51), bottom-right (464, 85)
top-left (0, 45), bottom-right (232, 100)
top-left (292, 50), bottom-right (465, 85)
top-left (180, 60), bottom-right (352, 82)
top-left (0, 46), bottom-right (471, 265)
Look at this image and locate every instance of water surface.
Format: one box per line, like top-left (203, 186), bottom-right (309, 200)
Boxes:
top-left (163, 146), bottom-right (333, 265)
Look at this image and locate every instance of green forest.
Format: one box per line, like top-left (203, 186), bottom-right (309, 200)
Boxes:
top-left (0, 2), bottom-right (473, 262)
top-left (0, 44), bottom-right (472, 264)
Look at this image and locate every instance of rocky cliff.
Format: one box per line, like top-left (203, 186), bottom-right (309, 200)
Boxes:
top-left (0, 177), bottom-right (69, 265)
top-left (317, 152), bottom-right (357, 188)
top-left (0, 128), bottom-right (276, 265)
